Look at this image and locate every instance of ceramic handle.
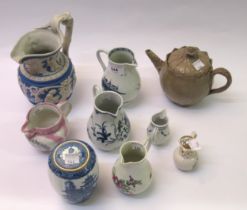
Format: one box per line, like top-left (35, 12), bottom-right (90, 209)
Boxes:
top-left (50, 12), bottom-right (73, 56)
top-left (93, 85), bottom-right (103, 97)
top-left (57, 101), bottom-right (72, 116)
top-left (209, 68), bottom-right (232, 95)
top-left (96, 49), bottom-right (108, 71)
top-left (21, 121), bottom-right (37, 138)
top-left (144, 128), bottom-right (158, 151)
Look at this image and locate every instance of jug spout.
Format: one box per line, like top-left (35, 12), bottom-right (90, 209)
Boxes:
top-left (145, 49), bottom-right (164, 73)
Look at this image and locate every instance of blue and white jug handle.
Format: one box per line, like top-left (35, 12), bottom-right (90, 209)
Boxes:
top-left (96, 49), bottom-right (109, 71)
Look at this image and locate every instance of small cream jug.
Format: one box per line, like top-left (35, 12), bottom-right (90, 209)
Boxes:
top-left (96, 47), bottom-right (141, 102)
top-left (21, 101), bottom-right (71, 152)
top-left (147, 109), bottom-right (170, 146)
top-left (112, 137), bottom-right (153, 195)
top-left (87, 85), bottom-right (131, 151)
top-left (174, 132), bottom-right (200, 171)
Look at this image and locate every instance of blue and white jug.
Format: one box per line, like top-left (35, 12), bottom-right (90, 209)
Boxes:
top-left (87, 85), bottom-right (131, 151)
top-left (96, 47), bottom-right (141, 102)
top-left (11, 12), bottom-right (76, 104)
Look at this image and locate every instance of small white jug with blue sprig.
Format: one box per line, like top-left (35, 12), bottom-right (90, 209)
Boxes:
top-left (147, 109), bottom-right (170, 146)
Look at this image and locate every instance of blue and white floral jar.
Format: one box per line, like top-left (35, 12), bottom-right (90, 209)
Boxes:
top-left (48, 139), bottom-right (99, 203)
top-left (17, 59), bottom-right (76, 104)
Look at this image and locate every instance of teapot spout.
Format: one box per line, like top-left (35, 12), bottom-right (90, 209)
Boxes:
top-left (145, 49), bottom-right (164, 73)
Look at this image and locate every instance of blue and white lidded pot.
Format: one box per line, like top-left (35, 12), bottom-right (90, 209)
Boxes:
top-left (48, 139), bottom-right (99, 203)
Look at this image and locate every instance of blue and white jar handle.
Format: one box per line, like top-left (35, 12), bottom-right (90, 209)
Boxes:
top-left (96, 49), bottom-right (108, 71)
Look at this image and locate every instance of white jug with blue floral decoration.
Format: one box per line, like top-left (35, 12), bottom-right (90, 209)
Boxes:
top-left (96, 47), bottom-right (141, 103)
top-left (87, 85), bottom-right (131, 151)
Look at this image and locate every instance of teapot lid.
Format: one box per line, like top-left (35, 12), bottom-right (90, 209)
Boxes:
top-left (48, 139), bottom-right (97, 179)
top-left (167, 46), bottom-right (212, 75)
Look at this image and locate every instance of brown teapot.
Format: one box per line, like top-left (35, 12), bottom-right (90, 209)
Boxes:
top-left (146, 46), bottom-right (232, 106)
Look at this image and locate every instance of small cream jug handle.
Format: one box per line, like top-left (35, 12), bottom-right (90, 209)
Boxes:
top-left (50, 12), bottom-right (73, 56)
top-left (96, 49), bottom-right (109, 71)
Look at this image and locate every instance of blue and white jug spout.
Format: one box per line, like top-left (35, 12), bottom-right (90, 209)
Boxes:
top-left (93, 85), bottom-right (123, 117)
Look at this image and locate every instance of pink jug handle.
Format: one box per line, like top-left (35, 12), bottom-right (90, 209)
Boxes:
top-left (50, 12), bottom-right (73, 56)
top-left (57, 101), bottom-right (72, 117)
top-left (209, 68), bottom-right (232, 95)
top-left (96, 49), bottom-right (108, 71)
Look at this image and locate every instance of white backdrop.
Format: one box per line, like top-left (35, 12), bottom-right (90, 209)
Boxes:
top-left (0, 0), bottom-right (247, 209)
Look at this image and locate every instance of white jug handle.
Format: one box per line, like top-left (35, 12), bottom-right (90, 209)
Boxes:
top-left (50, 12), bottom-right (73, 56)
top-left (57, 101), bottom-right (72, 116)
top-left (144, 127), bottom-right (158, 151)
top-left (96, 49), bottom-right (108, 71)
top-left (93, 85), bottom-right (103, 97)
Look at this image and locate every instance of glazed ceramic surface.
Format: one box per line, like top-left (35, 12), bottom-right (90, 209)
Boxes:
top-left (97, 47), bottom-right (141, 102)
top-left (112, 140), bottom-right (152, 195)
top-left (11, 12), bottom-right (76, 104)
top-left (146, 46), bottom-right (232, 106)
top-left (48, 140), bottom-right (99, 203)
top-left (147, 109), bottom-right (170, 145)
top-left (173, 132), bottom-right (200, 171)
top-left (87, 86), bottom-right (131, 151)
top-left (21, 102), bottom-right (71, 152)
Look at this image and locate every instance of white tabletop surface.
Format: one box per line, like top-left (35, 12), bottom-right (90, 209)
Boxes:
top-left (0, 0), bottom-right (247, 209)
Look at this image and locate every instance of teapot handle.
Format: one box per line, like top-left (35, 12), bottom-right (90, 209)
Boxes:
top-left (96, 49), bottom-right (108, 71)
top-left (209, 68), bottom-right (232, 95)
top-left (50, 12), bottom-right (73, 56)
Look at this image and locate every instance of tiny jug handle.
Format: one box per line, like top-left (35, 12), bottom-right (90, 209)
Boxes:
top-left (57, 101), bottom-right (72, 116)
top-left (144, 127), bottom-right (158, 151)
top-left (50, 12), bottom-right (73, 56)
top-left (96, 49), bottom-right (108, 71)
top-left (209, 68), bottom-right (232, 95)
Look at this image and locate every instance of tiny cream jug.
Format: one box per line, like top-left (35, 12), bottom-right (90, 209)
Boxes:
top-left (11, 12), bottom-right (76, 104)
top-left (87, 85), bottom-right (131, 151)
top-left (96, 47), bottom-right (141, 102)
top-left (21, 101), bottom-right (71, 152)
top-left (147, 109), bottom-right (170, 146)
top-left (174, 132), bottom-right (200, 171)
top-left (112, 137), bottom-right (153, 195)
top-left (48, 139), bottom-right (99, 203)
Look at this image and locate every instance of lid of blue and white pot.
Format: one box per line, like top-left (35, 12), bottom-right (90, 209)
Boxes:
top-left (48, 139), bottom-right (97, 179)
